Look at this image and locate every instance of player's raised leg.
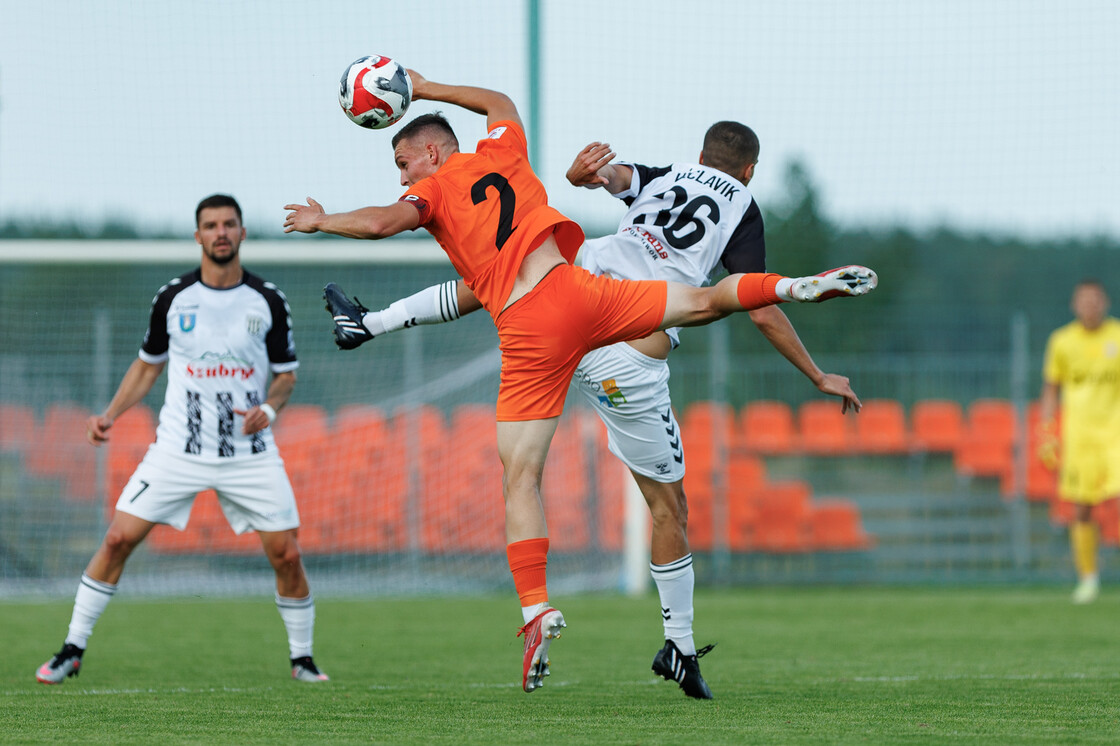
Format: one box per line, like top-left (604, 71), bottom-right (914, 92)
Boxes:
top-left (661, 266), bottom-right (878, 330)
top-left (497, 417), bottom-right (567, 692)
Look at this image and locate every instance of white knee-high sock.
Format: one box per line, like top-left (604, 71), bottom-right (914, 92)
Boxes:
top-left (650, 554), bottom-right (696, 655)
top-left (276, 593), bottom-right (315, 659)
top-left (65, 573), bottom-right (117, 649)
top-left (362, 280), bottom-right (461, 337)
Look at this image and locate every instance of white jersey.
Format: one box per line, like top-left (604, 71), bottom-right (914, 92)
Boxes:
top-left (580, 161), bottom-right (766, 288)
top-left (138, 268), bottom-right (298, 462)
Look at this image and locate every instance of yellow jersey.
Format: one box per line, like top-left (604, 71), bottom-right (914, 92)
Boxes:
top-left (1042, 316), bottom-right (1120, 443)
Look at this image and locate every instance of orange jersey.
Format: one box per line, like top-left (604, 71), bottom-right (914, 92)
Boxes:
top-left (401, 120), bottom-right (584, 315)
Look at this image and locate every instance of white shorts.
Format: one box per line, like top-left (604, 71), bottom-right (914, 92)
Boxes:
top-left (115, 446), bottom-right (300, 534)
top-left (573, 341), bottom-right (685, 483)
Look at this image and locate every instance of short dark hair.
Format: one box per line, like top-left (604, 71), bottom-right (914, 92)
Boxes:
top-left (195, 194), bottom-right (242, 226)
top-left (391, 112), bottom-right (459, 150)
top-left (1075, 278), bottom-right (1108, 296)
top-left (702, 121), bottom-right (760, 175)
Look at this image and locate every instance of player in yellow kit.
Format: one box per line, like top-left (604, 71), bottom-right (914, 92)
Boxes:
top-left (1039, 279), bottom-right (1120, 604)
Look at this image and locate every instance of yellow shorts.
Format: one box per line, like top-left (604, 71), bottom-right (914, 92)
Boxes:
top-left (494, 263), bottom-right (666, 421)
top-left (1059, 436), bottom-right (1120, 504)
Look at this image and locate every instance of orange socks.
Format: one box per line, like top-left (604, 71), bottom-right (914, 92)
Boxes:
top-left (507, 537), bottom-right (550, 607)
top-left (735, 273), bottom-right (784, 310)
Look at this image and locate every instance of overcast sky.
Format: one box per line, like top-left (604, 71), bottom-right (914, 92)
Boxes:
top-left (0, 0), bottom-right (1116, 240)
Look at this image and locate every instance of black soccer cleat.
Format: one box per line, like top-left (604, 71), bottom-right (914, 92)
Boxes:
top-left (290, 655), bottom-right (330, 682)
top-left (36, 642), bottom-right (84, 684)
top-left (652, 640), bottom-right (715, 699)
top-left (323, 282), bottom-right (374, 350)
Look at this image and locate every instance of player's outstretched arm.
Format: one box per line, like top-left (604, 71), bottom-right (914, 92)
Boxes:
top-left (566, 142), bottom-right (633, 195)
top-left (748, 305), bottom-right (863, 413)
top-left (283, 198), bottom-right (420, 240)
top-left (407, 69), bottom-right (523, 132)
top-left (86, 358), bottom-right (166, 445)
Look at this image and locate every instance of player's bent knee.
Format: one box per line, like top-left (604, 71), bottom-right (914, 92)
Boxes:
top-left (646, 483), bottom-right (689, 528)
top-left (101, 528), bottom-right (144, 560)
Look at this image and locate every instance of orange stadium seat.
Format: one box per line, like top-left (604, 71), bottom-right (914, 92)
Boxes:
top-left (324, 405), bottom-right (408, 553)
top-left (751, 480), bottom-right (813, 553)
top-left (725, 495), bottom-right (758, 552)
top-left (0, 403), bottom-right (36, 454)
top-left (29, 403), bottom-right (96, 501)
top-left (1096, 500), bottom-right (1120, 546)
top-left (910, 399), bottom-right (964, 453)
top-left (728, 452), bottom-right (766, 490)
top-left (854, 399), bottom-right (909, 454)
top-left (809, 499), bottom-right (873, 551)
top-left (413, 404), bottom-right (504, 553)
top-left (739, 400), bottom-right (796, 455)
top-left (148, 489), bottom-right (259, 554)
top-left (597, 454), bottom-right (632, 553)
top-left (955, 399), bottom-right (1017, 480)
top-left (272, 403), bottom-right (330, 479)
top-left (681, 402), bottom-right (734, 549)
top-left (682, 401), bottom-right (735, 468)
top-left (104, 405), bottom-right (157, 512)
top-left (1021, 403), bottom-right (1058, 502)
top-left (562, 409), bottom-right (632, 553)
top-left (1049, 499), bottom-right (1120, 547)
top-left (543, 411), bottom-right (594, 552)
top-left (724, 453), bottom-right (767, 550)
top-left (798, 400), bottom-right (853, 455)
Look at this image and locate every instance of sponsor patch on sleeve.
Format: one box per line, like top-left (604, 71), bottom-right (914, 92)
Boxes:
top-left (399, 193), bottom-right (431, 224)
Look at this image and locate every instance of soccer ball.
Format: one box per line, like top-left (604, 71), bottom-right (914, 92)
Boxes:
top-left (338, 56), bottom-right (412, 130)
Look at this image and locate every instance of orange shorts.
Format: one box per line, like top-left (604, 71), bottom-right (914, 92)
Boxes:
top-left (495, 263), bottom-right (667, 421)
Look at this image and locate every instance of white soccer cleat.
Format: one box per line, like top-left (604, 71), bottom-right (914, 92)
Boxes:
top-left (1072, 576), bottom-right (1099, 605)
top-left (518, 608), bottom-right (566, 693)
top-left (789, 265), bottom-right (878, 302)
top-left (291, 656), bottom-right (330, 682)
top-left (36, 643), bottom-right (84, 684)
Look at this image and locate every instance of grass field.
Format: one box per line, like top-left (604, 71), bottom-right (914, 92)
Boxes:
top-left (2, 587), bottom-right (1119, 744)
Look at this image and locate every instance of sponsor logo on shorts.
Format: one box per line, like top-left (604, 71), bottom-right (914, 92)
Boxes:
top-left (597, 378), bottom-right (627, 409)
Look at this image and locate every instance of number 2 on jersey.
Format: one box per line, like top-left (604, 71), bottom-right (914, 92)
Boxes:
top-left (471, 173), bottom-right (517, 250)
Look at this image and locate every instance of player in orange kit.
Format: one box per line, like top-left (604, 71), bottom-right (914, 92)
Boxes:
top-left (284, 68), bottom-right (877, 693)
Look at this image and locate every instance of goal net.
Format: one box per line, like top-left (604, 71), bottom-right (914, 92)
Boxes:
top-left (0, 240), bottom-right (640, 598)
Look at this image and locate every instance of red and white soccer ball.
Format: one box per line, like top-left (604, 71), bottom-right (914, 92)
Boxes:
top-left (338, 55), bottom-right (413, 130)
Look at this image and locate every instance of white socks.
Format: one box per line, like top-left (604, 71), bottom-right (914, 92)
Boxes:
top-left (362, 280), bottom-right (461, 337)
top-left (775, 277), bottom-right (796, 301)
top-left (650, 554), bottom-right (696, 655)
top-left (521, 602), bottom-right (550, 625)
top-left (65, 573), bottom-right (117, 649)
top-left (276, 593), bottom-right (316, 659)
